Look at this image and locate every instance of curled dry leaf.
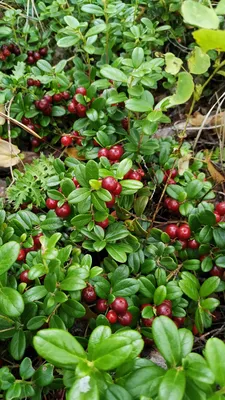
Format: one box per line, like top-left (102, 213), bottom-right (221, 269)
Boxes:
top-left (0, 139), bottom-right (20, 168)
top-left (205, 151), bottom-right (225, 184)
top-left (0, 104), bottom-right (6, 126)
top-left (178, 153), bottom-right (192, 175)
top-left (65, 147), bottom-right (86, 160)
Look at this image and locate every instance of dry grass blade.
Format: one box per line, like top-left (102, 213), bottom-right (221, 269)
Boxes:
top-left (0, 111), bottom-right (41, 139)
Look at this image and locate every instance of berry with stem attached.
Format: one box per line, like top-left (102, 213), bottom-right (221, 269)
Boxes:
top-left (55, 203), bottom-right (71, 218)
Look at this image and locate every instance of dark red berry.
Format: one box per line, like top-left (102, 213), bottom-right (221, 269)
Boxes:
top-left (113, 182), bottom-right (122, 196)
top-left (76, 103), bottom-right (87, 117)
top-left (188, 239), bottom-right (199, 249)
top-left (71, 131), bottom-right (80, 138)
top-left (20, 270), bottom-right (32, 284)
top-left (72, 177), bottom-right (79, 186)
top-left (122, 118), bottom-right (128, 130)
top-left (167, 198), bottom-right (180, 213)
top-left (68, 102), bottom-right (77, 113)
top-left (62, 91), bottom-right (70, 100)
top-left (179, 240), bottom-right (188, 249)
top-left (215, 202), bottom-right (225, 216)
top-left (38, 99), bottom-right (49, 111)
top-left (82, 286), bottom-right (97, 304)
top-left (93, 139), bottom-right (99, 147)
top-left (102, 176), bottom-right (118, 192)
top-left (27, 123), bottom-right (35, 131)
top-left (76, 87), bottom-right (87, 96)
top-left (165, 224), bottom-right (178, 239)
top-left (53, 93), bottom-right (62, 102)
top-left (98, 148), bottom-right (109, 158)
top-left (143, 337), bottom-right (154, 347)
top-left (164, 197), bottom-right (171, 208)
top-left (33, 51), bottom-right (41, 61)
top-left (27, 78), bottom-right (34, 86)
top-left (55, 203), bottom-right (71, 218)
top-left (96, 299), bottom-right (108, 313)
top-left (27, 50), bottom-right (34, 56)
top-left (210, 266), bottom-right (224, 278)
top-left (117, 311), bottom-right (132, 326)
top-left (43, 95), bottom-right (53, 103)
top-left (173, 317), bottom-right (185, 327)
top-left (27, 56), bottom-right (35, 64)
top-left (17, 249), bottom-right (26, 262)
top-left (76, 137), bottom-right (83, 146)
top-left (34, 80), bottom-right (41, 87)
top-left (96, 218), bottom-right (109, 229)
top-left (61, 136), bottom-right (72, 146)
top-left (156, 301), bottom-right (172, 318)
top-left (128, 170), bottom-right (142, 181)
top-left (39, 47), bottom-right (48, 56)
top-left (142, 317), bottom-right (154, 327)
top-left (108, 145), bottom-right (124, 161)
top-left (111, 297), bottom-right (128, 315)
top-left (192, 325), bottom-right (199, 335)
top-left (33, 233), bottom-right (43, 248)
top-left (214, 212), bottom-right (221, 223)
top-left (106, 194), bottom-right (115, 208)
top-left (21, 117), bottom-right (30, 125)
top-left (46, 198), bottom-right (58, 210)
top-left (35, 100), bottom-right (40, 109)
top-left (31, 137), bottom-right (41, 148)
top-left (177, 224), bottom-right (191, 240)
top-left (3, 49), bottom-right (10, 57)
top-left (106, 310), bottom-right (117, 324)
top-left (167, 179), bottom-right (176, 185)
top-left (43, 106), bottom-right (52, 116)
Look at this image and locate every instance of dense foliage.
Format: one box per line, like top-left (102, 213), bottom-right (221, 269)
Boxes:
top-left (1, 0), bottom-right (225, 399)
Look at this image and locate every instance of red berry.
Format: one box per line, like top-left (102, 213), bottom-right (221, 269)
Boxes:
top-left (210, 266), bottom-right (224, 278)
top-left (76, 87), bottom-right (87, 96)
top-left (33, 51), bottom-right (41, 61)
top-left (96, 218), bottom-right (109, 229)
top-left (20, 270), bottom-right (32, 284)
top-left (27, 78), bottom-right (34, 86)
top-left (43, 106), bottom-right (52, 116)
top-left (39, 47), bottom-right (48, 56)
top-left (96, 299), bottom-right (108, 313)
top-left (111, 297), bottom-right (128, 315)
top-left (27, 123), bottom-right (35, 131)
top-left (13, 46), bottom-right (20, 56)
top-left (31, 137), bottom-right (40, 148)
top-left (27, 56), bottom-right (35, 64)
top-left (82, 286), bottom-right (97, 304)
top-left (143, 337), bottom-right (154, 347)
top-left (122, 118), bottom-right (128, 130)
top-left (108, 145), bottom-right (124, 161)
top-left (33, 233), bottom-right (43, 248)
top-left (137, 169), bottom-right (145, 177)
top-left (76, 103), bottom-right (87, 117)
top-left (38, 99), bottom-right (49, 111)
top-left (188, 239), bottom-right (199, 249)
top-left (98, 148), bottom-right (109, 158)
top-left (3, 48), bottom-right (11, 57)
top-left (179, 240), bottom-right (188, 249)
top-left (128, 170), bottom-right (142, 181)
top-left (53, 93), bottom-right (62, 102)
top-left (34, 80), bottom-right (41, 87)
top-left (200, 255), bottom-right (207, 262)
top-left (106, 310), bottom-right (117, 324)
top-left (165, 169), bottom-right (177, 179)
top-left (61, 136), bottom-right (72, 146)
top-left (46, 198), bottom-right (58, 210)
top-left (177, 224), bottom-right (191, 240)
top-left (68, 102), bottom-right (77, 114)
top-left (113, 182), bottom-right (122, 196)
top-left (17, 249), bottom-right (26, 262)
top-left (215, 202), bottom-right (225, 216)
top-left (173, 317), bottom-right (185, 327)
top-left (167, 198), bottom-right (180, 213)
top-left (106, 194), bottom-right (115, 208)
top-left (214, 212), bottom-right (221, 223)
top-left (164, 197), bottom-right (171, 208)
top-left (43, 95), bottom-right (53, 103)
top-left (21, 117), bottom-right (30, 125)
top-left (93, 139), bottom-right (99, 147)
top-left (102, 176), bottom-right (118, 192)
top-left (192, 324), bottom-right (199, 335)
top-left (165, 224), bottom-right (178, 239)
top-left (72, 177), bottom-right (79, 186)
top-left (156, 301), bottom-right (172, 318)
top-left (27, 50), bottom-right (34, 56)
top-left (76, 137), bottom-right (83, 146)
top-left (55, 203), bottom-right (71, 218)
top-left (71, 131), bottom-right (80, 138)
top-left (35, 100), bottom-right (40, 109)
top-left (62, 91), bottom-right (70, 100)
top-left (167, 179), bottom-right (176, 185)
top-left (117, 311), bottom-right (132, 326)
top-left (142, 317), bottom-right (154, 327)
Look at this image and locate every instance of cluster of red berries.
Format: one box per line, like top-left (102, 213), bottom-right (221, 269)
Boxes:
top-left (17, 233), bottom-right (43, 271)
top-left (61, 131), bottom-right (83, 147)
top-left (21, 116), bottom-right (40, 133)
top-left (124, 168), bottom-right (144, 181)
top-left (141, 301), bottom-right (185, 329)
top-left (165, 223), bottom-right (191, 240)
top-left (46, 198), bottom-right (71, 218)
top-left (210, 265), bottom-right (224, 278)
top-left (98, 145), bottom-right (124, 163)
top-left (0, 43), bottom-right (20, 61)
top-left (163, 168), bottom-right (177, 185)
top-left (164, 197), bottom-right (180, 213)
top-left (101, 176), bottom-right (122, 208)
top-left (26, 47), bottom-right (48, 65)
top-left (67, 87), bottom-right (87, 117)
top-left (27, 78), bottom-right (41, 87)
top-left (214, 201), bottom-right (225, 222)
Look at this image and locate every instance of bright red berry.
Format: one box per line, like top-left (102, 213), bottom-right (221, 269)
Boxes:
top-left (82, 286), bottom-right (97, 304)
top-left (72, 177), bottom-right (79, 186)
top-left (165, 224), bottom-right (178, 239)
top-left (210, 266), bottom-right (224, 278)
top-left (106, 194), bottom-right (115, 208)
top-left (156, 300), bottom-right (172, 318)
top-left (128, 170), bottom-right (142, 181)
top-left (215, 202), bottom-right (225, 216)
top-left (38, 99), bottom-right (49, 111)
top-left (167, 198), bottom-right (180, 213)
top-left (96, 218), bottom-right (109, 229)
top-left (96, 299), bottom-right (108, 313)
top-left (108, 145), bottom-right (124, 161)
top-left (177, 224), bottom-right (191, 240)
top-left (98, 148), bottom-right (109, 158)
top-left (20, 270), bottom-right (32, 284)
top-left (106, 310), bottom-right (117, 324)
top-left (76, 87), bottom-right (87, 96)
top-left (46, 198), bottom-right (58, 210)
top-left (117, 311), bottom-right (132, 326)
top-left (113, 182), bottom-right (122, 196)
top-left (17, 249), bottom-right (26, 262)
top-left (76, 103), bottom-right (87, 118)
top-left (166, 169), bottom-right (177, 179)
top-left (111, 297), bottom-right (128, 315)
top-left (61, 136), bottom-right (72, 146)
top-left (192, 325), bottom-right (199, 335)
top-left (68, 102), bottom-right (77, 113)
top-left (55, 203), bottom-right (71, 218)
top-left (142, 317), bottom-right (154, 327)
top-left (188, 239), bottom-right (199, 249)
top-left (167, 179), bottom-right (176, 185)
top-left (137, 169), bottom-right (145, 177)
top-left (76, 137), bottom-right (83, 146)
top-left (102, 176), bottom-right (118, 192)
top-left (3, 48), bottom-right (11, 57)
top-left (214, 212), bottom-right (221, 223)
top-left (53, 93), bottom-right (62, 102)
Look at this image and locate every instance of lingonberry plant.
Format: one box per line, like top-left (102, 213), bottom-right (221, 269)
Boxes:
top-left (1, 0), bottom-right (225, 399)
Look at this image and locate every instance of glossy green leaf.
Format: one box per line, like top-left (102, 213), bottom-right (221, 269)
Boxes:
top-left (205, 338), bottom-right (225, 387)
top-left (181, 1), bottom-right (219, 29)
top-left (199, 277), bottom-right (220, 298)
top-left (0, 287), bottom-right (24, 317)
top-left (9, 331), bottom-right (26, 361)
top-left (68, 374), bottom-right (99, 400)
top-left (0, 242), bottom-right (20, 275)
top-left (92, 336), bottom-right (133, 370)
top-left (100, 66), bottom-right (127, 83)
top-left (169, 72), bottom-right (194, 107)
top-left (193, 29), bottom-right (225, 52)
top-left (159, 369), bottom-right (185, 400)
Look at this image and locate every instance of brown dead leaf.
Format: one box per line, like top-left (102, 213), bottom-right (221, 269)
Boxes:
top-left (189, 111), bottom-right (206, 127)
top-left (0, 139), bottom-right (20, 167)
top-left (205, 151), bottom-right (225, 184)
top-left (65, 147), bottom-right (86, 160)
top-left (178, 153), bottom-right (192, 176)
top-left (0, 104), bottom-right (6, 126)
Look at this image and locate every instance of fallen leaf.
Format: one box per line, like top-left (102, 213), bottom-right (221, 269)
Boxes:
top-left (0, 139), bottom-right (20, 167)
top-left (0, 104), bottom-right (6, 126)
top-left (65, 147), bottom-right (86, 160)
top-left (205, 151), bottom-right (225, 183)
top-left (178, 153), bottom-right (192, 175)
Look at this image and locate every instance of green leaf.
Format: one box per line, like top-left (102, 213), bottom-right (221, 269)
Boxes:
top-left (186, 180), bottom-right (203, 199)
top-left (181, 1), bottom-right (219, 29)
top-left (81, 4), bottom-right (104, 15)
top-left (88, 326), bottom-right (112, 358)
top-left (125, 99), bottom-right (152, 112)
top-left (165, 53), bottom-right (183, 75)
top-left (0, 242), bottom-right (20, 275)
top-left (152, 316), bottom-right (181, 367)
top-left (68, 375), bottom-right (99, 400)
top-left (23, 286), bottom-right (47, 303)
top-left (213, 228), bottom-right (225, 249)
top-left (52, 106), bottom-right (66, 117)
top-left (86, 160), bottom-right (99, 181)
top-left (120, 179), bottom-right (143, 195)
top-left (60, 276), bottom-right (86, 291)
top-left (113, 278), bottom-right (139, 297)
top-left (36, 60), bottom-right (52, 73)
top-left (166, 185), bottom-right (185, 200)
top-left (105, 385), bottom-right (132, 400)
top-left (0, 27), bottom-right (12, 37)
top-left (188, 47), bottom-right (210, 75)
top-left (193, 29), bottom-right (225, 52)
top-left (33, 329), bottom-right (86, 369)
top-left (100, 66), bottom-right (127, 83)
top-left (0, 287), bottom-right (24, 317)
top-left (9, 331), bottom-right (26, 361)
top-left (19, 357), bottom-right (35, 380)
top-left (199, 226), bottom-right (213, 244)
top-left (116, 158), bottom-right (133, 180)
top-left (179, 279), bottom-right (199, 301)
top-left (178, 329), bottom-right (193, 359)
top-left (159, 369), bottom-right (185, 400)
top-left (92, 336), bottom-right (132, 370)
top-left (71, 214), bottom-right (92, 229)
top-left (134, 196), bottom-right (149, 217)
top-left (86, 23), bottom-right (106, 37)
top-left (64, 16), bottom-right (80, 29)
top-left (199, 277), bottom-right (220, 297)
top-left (68, 188), bottom-right (91, 204)
top-left (198, 210), bottom-right (216, 226)
top-left (216, 0), bottom-right (225, 14)
top-left (124, 365), bottom-right (165, 398)
top-left (205, 338), bottom-right (225, 387)
top-left (57, 36), bottom-right (79, 48)
top-left (184, 353), bottom-right (215, 384)
top-left (132, 47), bottom-right (144, 68)
top-left (33, 363), bottom-right (54, 387)
top-left (105, 223), bottom-right (129, 241)
top-left (153, 286), bottom-right (167, 306)
top-left (169, 72), bottom-right (194, 107)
